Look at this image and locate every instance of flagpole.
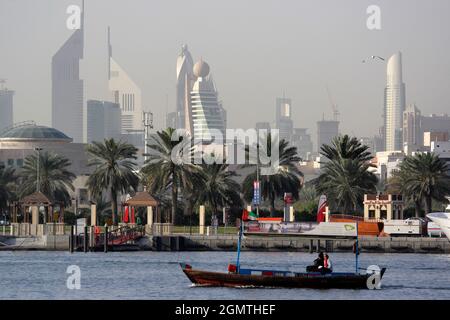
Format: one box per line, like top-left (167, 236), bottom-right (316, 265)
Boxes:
top-left (236, 219), bottom-right (243, 273)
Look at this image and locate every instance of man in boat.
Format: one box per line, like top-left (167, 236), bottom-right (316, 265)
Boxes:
top-left (318, 253), bottom-right (333, 274)
top-left (306, 252), bottom-right (324, 272)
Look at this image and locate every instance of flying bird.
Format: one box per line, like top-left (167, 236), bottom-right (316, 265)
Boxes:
top-left (362, 55), bottom-right (385, 63)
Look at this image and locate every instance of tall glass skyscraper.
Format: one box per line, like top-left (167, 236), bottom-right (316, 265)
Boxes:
top-left (384, 52), bottom-right (406, 151)
top-left (108, 27), bottom-right (143, 135)
top-left (51, 2), bottom-right (84, 142)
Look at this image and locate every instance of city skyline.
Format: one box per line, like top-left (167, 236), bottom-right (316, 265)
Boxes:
top-left (1, 0), bottom-right (450, 147)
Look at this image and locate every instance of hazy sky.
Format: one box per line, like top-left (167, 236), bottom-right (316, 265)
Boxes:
top-left (1, 0), bottom-right (450, 147)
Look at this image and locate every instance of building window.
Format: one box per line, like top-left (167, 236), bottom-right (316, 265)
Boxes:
top-left (369, 210), bottom-right (376, 219)
top-left (380, 209), bottom-right (387, 220)
top-left (16, 159), bottom-right (24, 167)
top-left (7, 159), bottom-right (14, 166)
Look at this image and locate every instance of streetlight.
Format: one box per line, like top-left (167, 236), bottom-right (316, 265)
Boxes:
top-left (34, 147), bottom-right (43, 192)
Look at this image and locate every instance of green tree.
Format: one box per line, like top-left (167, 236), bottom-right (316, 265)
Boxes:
top-left (0, 165), bottom-right (17, 214)
top-left (142, 128), bottom-right (201, 224)
top-left (86, 139), bottom-right (139, 225)
top-left (317, 135), bottom-right (378, 213)
top-left (20, 151), bottom-right (76, 206)
top-left (197, 163), bottom-right (242, 219)
top-left (242, 137), bottom-right (303, 216)
top-left (393, 153), bottom-right (450, 215)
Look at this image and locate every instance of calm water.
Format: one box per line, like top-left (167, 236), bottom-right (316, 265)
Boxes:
top-left (1, 251), bottom-right (449, 300)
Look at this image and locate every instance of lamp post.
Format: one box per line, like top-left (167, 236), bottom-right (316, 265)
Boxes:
top-left (34, 147), bottom-right (43, 192)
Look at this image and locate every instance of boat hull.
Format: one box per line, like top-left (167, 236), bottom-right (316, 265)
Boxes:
top-left (427, 212), bottom-right (450, 240)
top-left (182, 267), bottom-right (385, 289)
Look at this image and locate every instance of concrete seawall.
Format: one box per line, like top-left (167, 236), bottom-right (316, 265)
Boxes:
top-left (149, 235), bottom-right (450, 253)
top-left (2, 234), bottom-right (450, 253)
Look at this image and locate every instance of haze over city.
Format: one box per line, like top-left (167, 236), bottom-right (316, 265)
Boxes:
top-left (1, 0), bottom-right (450, 147)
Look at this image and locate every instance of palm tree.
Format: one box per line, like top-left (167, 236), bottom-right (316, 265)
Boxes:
top-left (20, 151), bottom-right (76, 206)
top-left (0, 165), bottom-right (17, 214)
top-left (142, 128), bottom-right (201, 224)
top-left (394, 153), bottom-right (450, 215)
top-left (197, 163), bottom-right (242, 218)
top-left (316, 135), bottom-right (378, 213)
top-left (242, 137), bottom-right (303, 216)
top-left (86, 139), bottom-right (139, 225)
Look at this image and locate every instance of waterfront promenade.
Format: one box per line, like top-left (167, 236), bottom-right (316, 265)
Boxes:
top-left (1, 233), bottom-right (449, 253)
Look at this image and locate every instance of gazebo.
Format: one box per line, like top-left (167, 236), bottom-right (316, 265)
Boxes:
top-left (10, 191), bottom-right (65, 236)
top-left (122, 191), bottom-right (160, 233)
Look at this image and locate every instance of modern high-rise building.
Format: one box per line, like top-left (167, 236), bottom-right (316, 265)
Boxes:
top-left (275, 97), bottom-right (293, 141)
top-left (317, 119), bottom-right (339, 152)
top-left (51, 2), bottom-right (84, 142)
top-left (0, 83), bottom-right (14, 132)
top-left (256, 122), bottom-right (271, 134)
top-left (421, 113), bottom-right (450, 136)
top-left (384, 52), bottom-right (406, 151)
top-left (176, 44), bottom-right (194, 129)
top-left (184, 59), bottom-right (226, 141)
top-left (166, 111), bottom-right (177, 129)
top-left (108, 27), bottom-right (143, 135)
top-left (291, 128), bottom-right (313, 160)
top-left (87, 100), bottom-right (121, 143)
top-left (403, 104), bottom-right (422, 147)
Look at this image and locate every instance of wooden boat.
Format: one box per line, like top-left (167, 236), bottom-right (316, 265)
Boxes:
top-left (181, 263), bottom-right (386, 289)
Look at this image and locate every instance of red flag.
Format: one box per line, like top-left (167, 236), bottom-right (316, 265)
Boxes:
top-left (124, 206), bottom-right (129, 223)
top-left (242, 209), bottom-right (249, 221)
top-left (316, 195), bottom-right (327, 223)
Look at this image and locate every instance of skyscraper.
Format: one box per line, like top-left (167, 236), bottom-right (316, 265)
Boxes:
top-left (176, 44), bottom-right (194, 129)
top-left (317, 119), bottom-right (339, 152)
top-left (185, 59), bottom-right (226, 141)
top-left (291, 128), bottom-right (313, 160)
top-left (51, 2), bottom-right (84, 142)
top-left (0, 82), bottom-right (14, 132)
top-left (275, 97), bottom-right (294, 141)
top-left (384, 52), bottom-right (406, 151)
top-left (87, 100), bottom-right (121, 143)
top-left (403, 104), bottom-right (422, 147)
top-left (108, 27), bottom-right (143, 135)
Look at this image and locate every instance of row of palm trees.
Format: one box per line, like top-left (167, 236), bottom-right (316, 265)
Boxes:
top-left (1, 130), bottom-right (449, 223)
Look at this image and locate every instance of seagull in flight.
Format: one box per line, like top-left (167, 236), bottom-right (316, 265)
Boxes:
top-left (362, 55), bottom-right (385, 63)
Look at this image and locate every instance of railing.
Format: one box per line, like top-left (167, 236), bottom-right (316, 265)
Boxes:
top-left (170, 225), bottom-right (238, 235)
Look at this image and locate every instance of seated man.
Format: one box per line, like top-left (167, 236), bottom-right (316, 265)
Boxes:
top-left (306, 252), bottom-right (324, 272)
top-left (319, 254), bottom-right (333, 274)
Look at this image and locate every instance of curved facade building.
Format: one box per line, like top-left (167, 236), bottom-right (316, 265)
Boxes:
top-left (187, 60), bottom-right (226, 141)
top-left (384, 52), bottom-right (406, 151)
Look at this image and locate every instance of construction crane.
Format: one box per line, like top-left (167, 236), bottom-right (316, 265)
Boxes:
top-left (326, 86), bottom-right (340, 121)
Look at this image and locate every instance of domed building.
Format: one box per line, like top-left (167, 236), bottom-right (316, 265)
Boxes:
top-left (0, 122), bottom-right (92, 205)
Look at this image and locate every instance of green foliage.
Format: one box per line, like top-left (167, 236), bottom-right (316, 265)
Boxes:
top-left (0, 165), bottom-right (17, 213)
top-left (316, 135), bottom-right (378, 213)
top-left (242, 137), bottom-right (303, 216)
top-left (86, 138), bottom-right (139, 225)
top-left (390, 152), bottom-right (450, 216)
top-left (20, 151), bottom-right (76, 206)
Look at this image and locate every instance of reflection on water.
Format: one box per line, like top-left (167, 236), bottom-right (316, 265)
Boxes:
top-left (0, 251), bottom-right (449, 299)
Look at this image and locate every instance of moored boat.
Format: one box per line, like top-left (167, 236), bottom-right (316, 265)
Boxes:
top-left (427, 212), bottom-right (450, 240)
top-left (180, 263), bottom-right (386, 289)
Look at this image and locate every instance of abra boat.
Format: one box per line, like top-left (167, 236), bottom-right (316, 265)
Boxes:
top-left (180, 263), bottom-right (386, 289)
top-left (180, 210), bottom-right (386, 289)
